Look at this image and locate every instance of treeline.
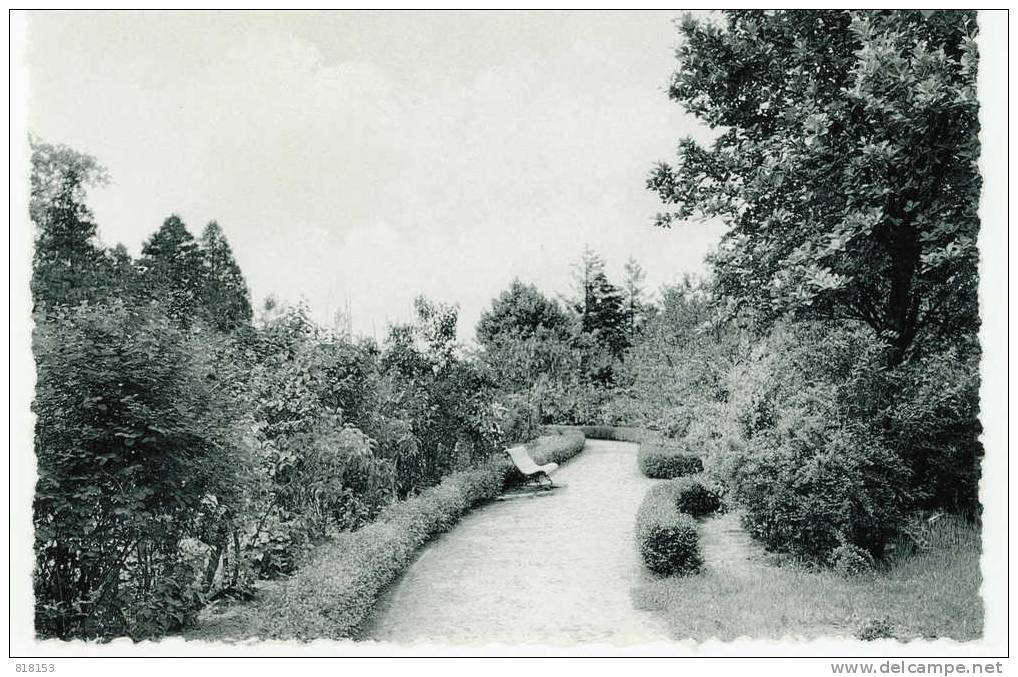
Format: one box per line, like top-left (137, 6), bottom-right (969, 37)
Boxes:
top-left (29, 138), bottom-right (652, 640)
top-left (30, 139), bottom-right (553, 640)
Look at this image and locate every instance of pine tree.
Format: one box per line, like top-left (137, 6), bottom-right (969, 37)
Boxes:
top-left (29, 139), bottom-right (109, 309)
top-left (622, 256), bottom-right (647, 339)
top-left (138, 215), bottom-right (205, 323)
top-left (198, 221), bottom-right (253, 332)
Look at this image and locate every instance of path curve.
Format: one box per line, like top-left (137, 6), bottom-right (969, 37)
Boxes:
top-left (365, 439), bottom-right (669, 644)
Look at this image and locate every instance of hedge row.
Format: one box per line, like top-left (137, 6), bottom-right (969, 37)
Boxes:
top-left (638, 444), bottom-right (703, 479)
top-left (234, 432), bottom-right (586, 640)
top-left (636, 482), bottom-right (703, 576)
top-left (544, 424), bottom-right (673, 445)
top-left (527, 427), bottom-right (587, 465)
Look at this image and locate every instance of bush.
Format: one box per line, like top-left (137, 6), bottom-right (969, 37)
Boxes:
top-left (636, 483), bottom-right (703, 576)
top-left (671, 477), bottom-right (721, 517)
top-left (699, 323), bottom-right (915, 563)
top-left (32, 301), bottom-right (253, 639)
top-left (829, 543), bottom-right (876, 577)
top-left (638, 444), bottom-right (703, 479)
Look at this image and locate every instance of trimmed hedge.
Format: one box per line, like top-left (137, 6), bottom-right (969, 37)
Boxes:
top-left (223, 432), bottom-right (585, 640)
top-left (638, 444), bottom-right (703, 479)
top-left (544, 424), bottom-right (673, 446)
top-left (636, 482), bottom-right (703, 576)
top-left (527, 428), bottom-right (586, 465)
top-left (671, 476), bottom-right (721, 517)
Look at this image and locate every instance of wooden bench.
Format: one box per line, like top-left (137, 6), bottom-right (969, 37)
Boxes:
top-left (505, 445), bottom-right (558, 488)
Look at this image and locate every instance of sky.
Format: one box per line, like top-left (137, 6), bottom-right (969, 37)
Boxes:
top-left (24, 10), bottom-right (726, 341)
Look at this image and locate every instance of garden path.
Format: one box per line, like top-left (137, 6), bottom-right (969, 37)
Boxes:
top-left (364, 439), bottom-right (670, 645)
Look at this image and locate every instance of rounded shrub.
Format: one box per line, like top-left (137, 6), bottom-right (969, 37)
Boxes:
top-left (638, 444), bottom-right (704, 479)
top-left (672, 477), bottom-right (721, 517)
top-left (829, 543), bottom-right (876, 577)
top-left (636, 483), bottom-right (703, 576)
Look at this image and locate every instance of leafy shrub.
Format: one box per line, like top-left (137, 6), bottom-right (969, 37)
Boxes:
top-left (829, 543), bottom-right (876, 577)
top-left (638, 444), bottom-right (703, 479)
top-left (700, 323), bottom-right (915, 562)
top-left (32, 301), bottom-right (253, 639)
top-left (636, 482), bottom-right (703, 576)
top-left (672, 477), bottom-right (721, 517)
top-left (728, 419), bottom-right (911, 562)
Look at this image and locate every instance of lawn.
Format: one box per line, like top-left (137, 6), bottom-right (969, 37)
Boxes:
top-left (632, 512), bottom-right (982, 641)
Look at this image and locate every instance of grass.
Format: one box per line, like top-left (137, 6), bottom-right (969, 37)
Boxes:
top-left (632, 513), bottom-right (982, 641)
top-left (183, 431), bottom-right (586, 642)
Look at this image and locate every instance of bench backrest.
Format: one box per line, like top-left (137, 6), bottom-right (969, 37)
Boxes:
top-left (506, 445), bottom-right (542, 474)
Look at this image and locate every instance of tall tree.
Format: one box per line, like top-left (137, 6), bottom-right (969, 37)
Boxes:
top-left (570, 248), bottom-right (630, 361)
top-left (648, 10), bottom-right (980, 364)
top-left (199, 221), bottom-right (253, 331)
top-left (622, 256), bottom-right (648, 338)
top-left (138, 215), bottom-right (205, 323)
top-left (29, 138), bottom-right (110, 308)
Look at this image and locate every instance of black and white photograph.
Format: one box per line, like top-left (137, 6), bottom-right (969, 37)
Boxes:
top-left (7, 7), bottom-right (1010, 667)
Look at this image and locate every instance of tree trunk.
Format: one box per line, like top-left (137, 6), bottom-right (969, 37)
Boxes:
top-left (884, 221), bottom-right (921, 367)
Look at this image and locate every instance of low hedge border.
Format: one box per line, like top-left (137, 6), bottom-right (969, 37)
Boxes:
top-left (543, 424), bottom-right (675, 446)
top-left (636, 481), bottom-right (703, 576)
top-left (638, 444), bottom-right (703, 479)
top-left (199, 431), bottom-right (585, 641)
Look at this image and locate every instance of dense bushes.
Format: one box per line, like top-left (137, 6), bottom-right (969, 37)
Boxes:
top-left (232, 433), bottom-right (583, 640)
top-left (32, 301), bottom-right (255, 639)
top-left (638, 445), bottom-right (703, 479)
top-left (681, 322), bottom-right (970, 563)
top-left (636, 482), bottom-right (703, 576)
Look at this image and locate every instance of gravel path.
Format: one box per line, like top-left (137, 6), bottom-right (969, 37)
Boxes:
top-left (364, 439), bottom-right (670, 645)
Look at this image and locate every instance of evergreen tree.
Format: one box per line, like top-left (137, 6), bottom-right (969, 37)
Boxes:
top-left (29, 139), bottom-right (109, 309)
top-left (138, 215), bottom-right (205, 324)
top-left (199, 221), bottom-right (253, 331)
top-left (622, 256), bottom-right (648, 339)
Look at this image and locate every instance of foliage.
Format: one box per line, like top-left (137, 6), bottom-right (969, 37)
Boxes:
top-left (649, 10), bottom-right (980, 364)
top-left (638, 445), bottom-right (704, 479)
top-left (476, 279), bottom-right (573, 348)
top-left (137, 215), bottom-right (207, 324)
top-left (671, 477), bottom-right (722, 517)
top-left (198, 221), bottom-right (253, 331)
top-left (636, 483), bottom-right (703, 576)
top-left (29, 138), bottom-right (112, 309)
top-left (32, 300), bottom-right (254, 639)
top-left (702, 323), bottom-right (914, 561)
top-left (829, 543), bottom-right (876, 577)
